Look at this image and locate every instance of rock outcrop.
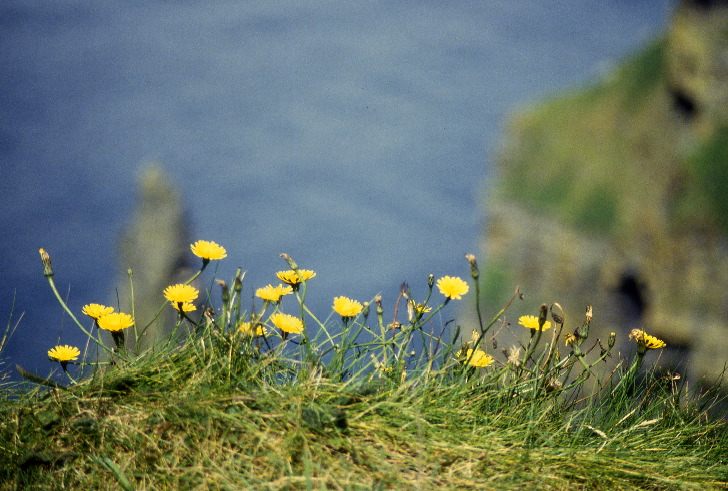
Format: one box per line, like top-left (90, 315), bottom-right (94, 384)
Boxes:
top-left (116, 165), bottom-right (192, 351)
top-left (480, 0), bottom-right (728, 383)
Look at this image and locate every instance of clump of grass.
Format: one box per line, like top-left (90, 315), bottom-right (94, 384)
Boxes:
top-left (0, 243), bottom-right (725, 489)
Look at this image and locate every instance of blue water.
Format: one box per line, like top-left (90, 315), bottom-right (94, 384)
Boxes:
top-left (0, 1), bottom-right (673, 374)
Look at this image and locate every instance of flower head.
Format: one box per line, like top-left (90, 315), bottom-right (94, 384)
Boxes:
top-left (97, 312), bottom-right (135, 332)
top-left (276, 269), bottom-right (317, 286)
top-left (48, 344), bottom-right (80, 363)
top-left (190, 240), bottom-right (227, 261)
top-left (629, 329), bottom-right (666, 350)
top-left (163, 284), bottom-right (199, 304)
top-left (332, 296), bottom-right (363, 318)
top-left (436, 276), bottom-right (469, 300)
top-left (171, 302), bottom-right (197, 313)
top-left (269, 312), bottom-right (303, 334)
top-left (518, 315), bottom-right (552, 331)
top-left (414, 303), bottom-right (432, 314)
top-left (255, 284), bottom-right (293, 303)
top-left (238, 321), bottom-right (267, 337)
top-left (463, 348), bottom-right (493, 368)
top-left (82, 303), bottom-right (114, 320)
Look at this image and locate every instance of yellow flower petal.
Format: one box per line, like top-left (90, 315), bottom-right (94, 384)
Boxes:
top-left (47, 344), bottom-right (81, 362)
top-left (163, 284), bottom-right (199, 304)
top-left (81, 303), bottom-right (114, 320)
top-left (629, 329), bottom-right (666, 349)
top-left (256, 284), bottom-right (293, 302)
top-left (171, 302), bottom-right (197, 312)
top-left (269, 312), bottom-right (303, 334)
top-left (238, 321), bottom-right (267, 337)
top-left (436, 276), bottom-right (469, 300)
top-left (97, 312), bottom-right (135, 332)
top-left (463, 348), bottom-right (494, 368)
top-left (276, 269), bottom-right (317, 285)
top-left (518, 315), bottom-right (552, 331)
top-left (190, 240), bottom-right (227, 260)
top-left (332, 296), bottom-right (363, 318)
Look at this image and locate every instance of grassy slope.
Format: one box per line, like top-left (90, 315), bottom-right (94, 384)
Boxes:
top-left (0, 337), bottom-right (726, 490)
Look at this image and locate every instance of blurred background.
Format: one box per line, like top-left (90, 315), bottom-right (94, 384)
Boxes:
top-left (0, 1), bottom-right (687, 376)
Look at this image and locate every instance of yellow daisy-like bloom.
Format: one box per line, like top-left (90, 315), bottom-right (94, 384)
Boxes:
top-left (276, 269), bottom-right (317, 286)
top-left (332, 296), bottom-right (363, 318)
top-left (48, 344), bottom-right (81, 362)
top-left (629, 329), bottom-right (666, 349)
top-left (163, 283), bottom-right (199, 304)
top-left (256, 284), bottom-right (293, 303)
top-left (414, 303), bottom-right (432, 314)
top-left (518, 315), bottom-right (552, 331)
top-left (270, 312), bottom-right (304, 334)
top-left (238, 321), bottom-right (267, 337)
top-left (463, 348), bottom-right (494, 368)
top-left (190, 240), bottom-right (227, 260)
top-left (436, 276), bottom-right (469, 300)
top-left (82, 303), bottom-right (114, 320)
top-left (171, 302), bottom-right (197, 313)
top-left (97, 312), bottom-right (135, 332)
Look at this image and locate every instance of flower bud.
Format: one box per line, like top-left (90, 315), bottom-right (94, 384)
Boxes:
top-left (39, 248), bottom-right (53, 277)
top-left (538, 304), bottom-right (548, 330)
top-left (233, 268), bottom-right (244, 293)
top-left (427, 274), bottom-right (434, 289)
top-left (608, 331), bottom-right (616, 349)
top-left (465, 253), bottom-right (479, 280)
top-left (216, 279), bottom-right (229, 304)
top-left (279, 252), bottom-right (298, 270)
top-left (550, 302), bottom-right (565, 325)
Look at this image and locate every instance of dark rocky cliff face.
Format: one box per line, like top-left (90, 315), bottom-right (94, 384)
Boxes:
top-left (480, 1), bottom-right (728, 383)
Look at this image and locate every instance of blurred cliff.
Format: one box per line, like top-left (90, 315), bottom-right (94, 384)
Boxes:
top-left (116, 165), bottom-right (192, 351)
top-left (480, 0), bottom-right (728, 383)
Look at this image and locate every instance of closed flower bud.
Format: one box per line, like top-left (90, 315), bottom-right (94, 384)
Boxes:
top-left (550, 303), bottom-right (564, 325)
top-left (465, 253), bottom-right (479, 280)
top-left (608, 331), bottom-right (616, 349)
top-left (279, 252), bottom-right (298, 271)
top-left (39, 248), bottom-right (53, 277)
top-left (538, 304), bottom-right (548, 330)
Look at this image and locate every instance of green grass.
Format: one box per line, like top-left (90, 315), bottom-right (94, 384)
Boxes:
top-left (0, 249), bottom-right (726, 489)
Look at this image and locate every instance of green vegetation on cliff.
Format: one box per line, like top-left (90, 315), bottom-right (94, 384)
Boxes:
top-left (0, 245), bottom-right (726, 489)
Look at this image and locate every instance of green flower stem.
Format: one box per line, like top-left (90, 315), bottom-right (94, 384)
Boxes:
top-left (45, 276), bottom-right (116, 357)
top-left (463, 289), bottom-right (521, 369)
top-left (127, 268), bottom-right (139, 350)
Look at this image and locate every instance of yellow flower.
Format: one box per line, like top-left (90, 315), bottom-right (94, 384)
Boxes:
top-left (436, 276), bottom-right (469, 300)
top-left (97, 312), bottom-right (134, 332)
top-left (256, 284), bottom-right (293, 302)
top-left (163, 284), bottom-right (199, 304)
top-left (276, 269), bottom-right (317, 286)
top-left (269, 312), bottom-right (303, 334)
top-left (564, 333), bottom-right (577, 346)
top-left (629, 329), bottom-right (666, 349)
top-left (414, 303), bottom-right (432, 314)
top-left (518, 315), bottom-right (552, 331)
top-left (171, 302), bottom-right (197, 312)
top-left (48, 344), bottom-right (81, 362)
top-left (463, 348), bottom-right (494, 368)
top-left (238, 321), bottom-right (267, 337)
top-left (190, 240), bottom-right (227, 260)
top-left (82, 303), bottom-right (114, 320)
top-left (332, 296), bottom-right (363, 318)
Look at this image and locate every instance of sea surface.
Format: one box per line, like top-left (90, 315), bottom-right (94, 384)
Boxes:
top-left (0, 0), bottom-right (673, 374)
